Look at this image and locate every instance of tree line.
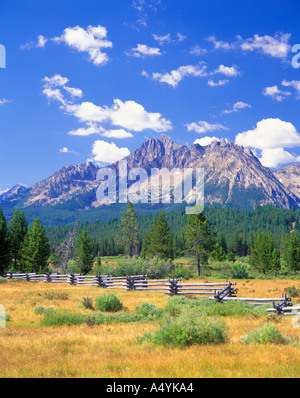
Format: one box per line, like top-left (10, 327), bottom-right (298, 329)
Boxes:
top-left (0, 203), bottom-right (299, 276)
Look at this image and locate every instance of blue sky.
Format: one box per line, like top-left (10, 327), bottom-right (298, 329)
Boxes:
top-left (0, 0), bottom-right (300, 192)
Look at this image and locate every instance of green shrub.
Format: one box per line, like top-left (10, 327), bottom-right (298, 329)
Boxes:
top-left (102, 257), bottom-right (173, 279)
top-left (34, 306), bottom-right (56, 315)
top-left (242, 323), bottom-right (294, 345)
top-left (82, 297), bottom-right (94, 310)
top-left (137, 314), bottom-right (228, 348)
top-left (94, 293), bottom-right (123, 312)
top-left (170, 264), bottom-right (195, 280)
top-left (226, 252), bottom-right (236, 262)
top-left (0, 277), bottom-right (7, 284)
top-left (284, 286), bottom-right (300, 297)
top-left (135, 303), bottom-right (164, 319)
top-left (34, 306), bottom-right (46, 315)
top-left (5, 313), bottom-right (10, 322)
top-left (44, 292), bottom-right (69, 300)
top-left (231, 263), bottom-right (250, 279)
top-left (41, 311), bottom-right (146, 327)
top-left (165, 296), bottom-right (269, 317)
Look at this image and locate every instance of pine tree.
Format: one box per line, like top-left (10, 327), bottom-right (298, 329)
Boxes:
top-left (22, 218), bottom-right (50, 273)
top-left (185, 212), bottom-right (215, 276)
top-left (249, 232), bottom-right (280, 275)
top-left (118, 202), bottom-right (140, 257)
top-left (0, 206), bottom-right (10, 274)
top-left (281, 232), bottom-right (300, 274)
top-left (76, 229), bottom-right (94, 274)
top-left (9, 208), bottom-right (28, 270)
top-left (146, 211), bottom-right (174, 260)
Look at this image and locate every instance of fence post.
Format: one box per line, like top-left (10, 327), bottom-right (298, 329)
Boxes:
top-left (69, 273), bottom-right (75, 285)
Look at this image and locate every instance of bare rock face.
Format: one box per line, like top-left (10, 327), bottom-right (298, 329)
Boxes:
top-left (274, 163), bottom-right (300, 200)
top-left (1, 136), bottom-right (299, 210)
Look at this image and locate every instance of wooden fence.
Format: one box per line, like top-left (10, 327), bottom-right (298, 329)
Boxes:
top-left (3, 272), bottom-right (235, 297)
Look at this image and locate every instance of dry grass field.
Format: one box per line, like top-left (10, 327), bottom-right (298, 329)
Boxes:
top-left (0, 279), bottom-right (300, 378)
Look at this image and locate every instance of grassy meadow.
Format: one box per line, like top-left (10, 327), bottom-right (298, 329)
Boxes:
top-left (0, 277), bottom-right (300, 378)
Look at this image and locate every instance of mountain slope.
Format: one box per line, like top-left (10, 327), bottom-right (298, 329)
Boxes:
top-left (274, 163), bottom-right (300, 201)
top-left (1, 136), bottom-right (299, 214)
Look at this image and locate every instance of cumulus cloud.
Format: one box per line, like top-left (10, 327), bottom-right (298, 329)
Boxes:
top-left (0, 98), bottom-right (11, 105)
top-left (235, 118), bottom-right (300, 168)
top-left (102, 129), bottom-right (134, 139)
top-left (263, 85), bottom-right (291, 101)
top-left (42, 75), bottom-right (172, 135)
top-left (189, 45), bottom-right (208, 55)
top-left (238, 33), bottom-right (291, 58)
top-left (186, 121), bottom-right (229, 134)
top-left (59, 147), bottom-right (77, 154)
top-left (91, 140), bottom-right (130, 164)
top-left (152, 32), bottom-right (187, 45)
top-left (235, 118), bottom-right (300, 150)
top-left (222, 101), bottom-right (251, 114)
top-left (281, 80), bottom-right (300, 98)
top-left (207, 79), bottom-right (229, 87)
top-left (211, 64), bottom-right (240, 77)
top-left (125, 44), bottom-right (163, 57)
top-left (194, 136), bottom-right (224, 146)
top-left (20, 35), bottom-right (48, 50)
top-left (207, 33), bottom-right (291, 59)
top-left (149, 63), bottom-right (207, 87)
top-left (52, 25), bottom-right (113, 66)
top-left (206, 35), bottom-right (234, 50)
top-left (260, 148), bottom-right (300, 168)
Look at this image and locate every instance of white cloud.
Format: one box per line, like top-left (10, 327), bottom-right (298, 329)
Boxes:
top-left (126, 44), bottom-right (163, 57)
top-left (20, 35), bottom-right (47, 50)
top-left (91, 140), bottom-right (130, 164)
top-left (37, 35), bottom-right (47, 48)
top-left (63, 86), bottom-right (83, 98)
top-left (212, 64), bottom-right (240, 77)
top-left (152, 32), bottom-right (187, 45)
top-left (0, 98), bottom-right (11, 105)
top-left (176, 32), bottom-right (187, 42)
top-left (260, 148), bottom-right (300, 168)
top-left (206, 35), bottom-right (234, 50)
top-left (150, 63), bottom-right (207, 87)
top-left (282, 80), bottom-right (300, 98)
top-left (152, 33), bottom-right (172, 45)
top-left (238, 33), bottom-right (291, 58)
top-left (42, 75), bottom-right (172, 135)
top-left (52, 25), bottom-right (113, 66)
top-left (222, 101), bottom-right (251, 114)
top-left (59, 147), bottom-right (77, 154)
top-left (207, 33), bottom-right (291, 59)
top-left (102, 129), bottom-right (134, 139)
top-left (235, 118), bottom-right (300, 150)
top-left (189, 45), bottom-right (208, 55)
top-left (194, 136), bottom-right (223, 146)
top-left (68, 124), bottom-right (104, 136)
top-left (263, 85), bottom-right (291, 101)
top-left (207, 79), bottom-right (229, 87)
top-left (186, 121), bottom-right (229, 134)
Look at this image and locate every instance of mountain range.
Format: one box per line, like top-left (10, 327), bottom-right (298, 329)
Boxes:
top-left (1, 136), bottom-right (300, 223)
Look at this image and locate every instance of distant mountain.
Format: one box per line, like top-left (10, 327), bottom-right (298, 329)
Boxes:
top-left (274, 162), bottom-right (300, 201)
top-left (1, 136), bottom-right (299, 220)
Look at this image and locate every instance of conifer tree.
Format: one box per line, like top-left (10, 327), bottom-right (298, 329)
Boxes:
top-left (22, 218), bottom-right (50, 273)
top-left (249, 232), bottom-right (280, 274)
top-left (118, 202), bottom-right (140, 257)
top-left (146, 211), bottom-right (174, 260)
top-left (0, 206), bottom-right (10, 274)
top-left (76, 229), bottom-right (94, 274)
top-left (9, 208), bottom-right (28, 270)
top-left (185, 212), bottom-right (215, 275)
top-left (281, 232), bottom-right (300, 274)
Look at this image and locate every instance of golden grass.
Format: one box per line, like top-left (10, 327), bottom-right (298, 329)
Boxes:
top-left (0, 279), bottom-right (299, 378)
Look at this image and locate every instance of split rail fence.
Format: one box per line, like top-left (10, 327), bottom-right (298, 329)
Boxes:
top-left (3, 272), bottom-right (298, 316)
